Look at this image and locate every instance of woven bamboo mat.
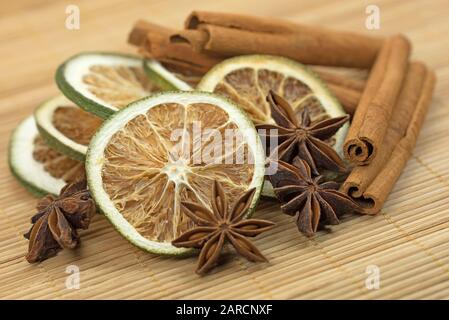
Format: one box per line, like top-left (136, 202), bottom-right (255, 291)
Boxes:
top-left (1, 0), bottom-right (449, 300)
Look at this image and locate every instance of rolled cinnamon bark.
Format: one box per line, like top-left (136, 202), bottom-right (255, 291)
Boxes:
top-left (313, 69), bottom-right (366, 92)
top-left (342, 62), bottom-right (436, 214)
top-left (185, 11), bottom-right (300, 33)
top-left (327, 84), bottom-right (362, 116)
top-left (177, 11), bottom-right (383, 68)
top-left (343, 35), bottom-right (411, 165)
top-left (128, 20), bottom-right (223, 73)
top-left (128, 20), bottom-right (365, 112)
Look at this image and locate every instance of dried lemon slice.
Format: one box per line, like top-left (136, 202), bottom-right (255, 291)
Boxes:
top-left (197, 55), bottom-right (349, 196)
top-left (8, 116), bottom-right (84, 197)
top-left (56, 52), bottom-right (163, 118)
top-left (86, 92), bottom-right (265, 255)
top-left (34, 95), bottom-right (102, 161)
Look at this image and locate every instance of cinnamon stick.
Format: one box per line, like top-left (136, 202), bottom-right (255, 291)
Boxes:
top-left (128, 20), bottom-right (223, 74)
top-left (128, 20), bottom-right (365, 113)
top-left (185, 11), bottom-right (301, 33)
top-left (342, 62), bottom-right (436, 214)
top-left (327, 83), bottom-right (362, 116)
top-left (171, 11), bottom-right (383, 68)
top-left (313, 69), bottom-right (366, 92)
top-left (313, 69), bottom-right (365, 115)
top-left (343, 35), bottom-right (411, 165)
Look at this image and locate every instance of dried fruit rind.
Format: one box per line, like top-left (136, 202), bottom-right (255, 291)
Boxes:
top-left (34, 95), bottom-right (102, 161)
top-left (56, 52), bottom-right (161, 119)
top-left (8, 116), bottom-right (81, 197)
top-left (86, 91), bottom-right (265, 256)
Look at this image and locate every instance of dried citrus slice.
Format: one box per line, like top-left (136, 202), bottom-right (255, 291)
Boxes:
top-left (34, 95), bottom-right (103, 161)
top-left (8, 116), bottom-right (84, 197)
top-left (86, 92), bottom-right (265, 255)
top-left (143, 60), bottom-right (199, 90)
top-left (56, 52), bottom-right (162, 118)
top-left (197, 55), bottom-right (349, 197)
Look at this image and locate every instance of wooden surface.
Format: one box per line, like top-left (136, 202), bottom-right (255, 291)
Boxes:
top-left (1, 0), bottom-right (449, 300)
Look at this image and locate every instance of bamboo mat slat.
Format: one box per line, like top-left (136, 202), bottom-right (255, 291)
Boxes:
top-left (1, 0), bottom-right (449, 299)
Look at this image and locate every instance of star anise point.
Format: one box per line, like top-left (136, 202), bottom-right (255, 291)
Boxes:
top-left (257, 91), bottom-right (348, 174)
top-left (269, 157), bottom-right (360, 237)
top-left (173, 182), bottom-right (273, 275)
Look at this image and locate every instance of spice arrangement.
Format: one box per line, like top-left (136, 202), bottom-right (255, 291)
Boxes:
top-left (8, 11), bottom-right (436, 275)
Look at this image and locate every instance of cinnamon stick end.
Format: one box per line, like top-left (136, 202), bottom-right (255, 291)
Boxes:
top-left (341, 181), bottom-right (361, 198)
top-left (358, 194), bottom-right (381, 215)
top-left (128, 20), bottom-right (152, 46)
top-left (185, 11), bottom-right (201, 29)
top-left (351, 193), bottom-right (379, 215)
top-left (343, 139), bottom-right (375, 166)
top-left (392, 33), bottom-right (412, 53)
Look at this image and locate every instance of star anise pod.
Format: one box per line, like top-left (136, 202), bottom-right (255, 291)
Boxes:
top-left (24, 180), bottom-right (96, 263)
top-left (269, 157), bottom-right (359, 237)
top-left (172, 181), bottom-right (274, 275)
top-left (256, 90), bottom-right (349, 175)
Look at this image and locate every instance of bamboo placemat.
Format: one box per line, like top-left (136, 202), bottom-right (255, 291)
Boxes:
top-left (1, 0), bottom-right (449, 300)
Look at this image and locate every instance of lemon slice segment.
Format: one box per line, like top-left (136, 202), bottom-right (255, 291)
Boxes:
top-left (86, 91), bottom-right (265, 255)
